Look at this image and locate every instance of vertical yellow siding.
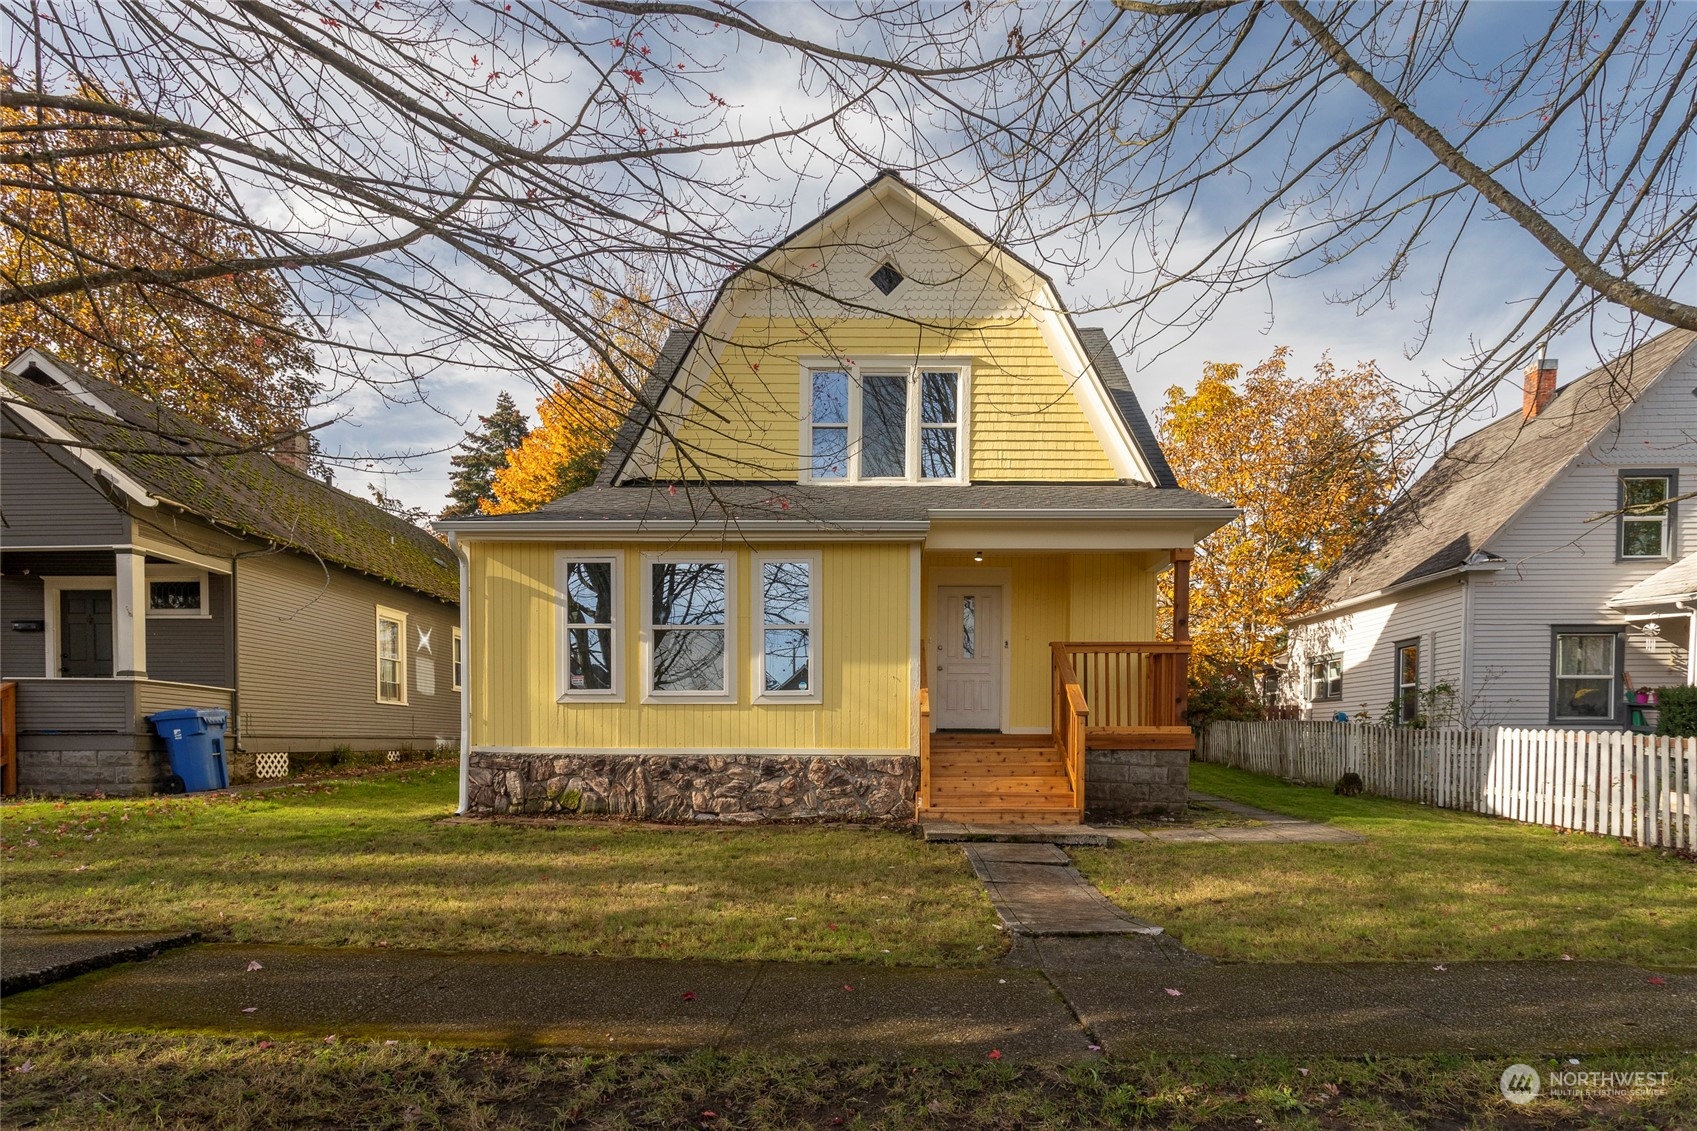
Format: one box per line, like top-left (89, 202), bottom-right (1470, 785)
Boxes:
top-left (656, 318), bottom-right (1118, 482)
top-left (470, 541), bottom-right (912, 751)
top-left (1068, 554), bottom-right (1155, 641)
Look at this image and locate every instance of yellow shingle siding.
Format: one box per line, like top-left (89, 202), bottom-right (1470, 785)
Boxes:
top-left (654, 317), bottom-right (1119, 482)
top-left (469, 540), bottom-right (912, 751)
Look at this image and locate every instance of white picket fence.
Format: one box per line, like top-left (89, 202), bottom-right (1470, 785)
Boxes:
top-left (1199, 720), bottom-right (1697, 851)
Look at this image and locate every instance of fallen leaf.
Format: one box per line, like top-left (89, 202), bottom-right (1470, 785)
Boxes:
top-left (700, 1111), bottom-right (717, 1120)
top-left (1087, 1044), bottom-right (1102, 1052)
top-left (1165, 988), bottom-right (1183, 997)
top-left (1561, 954), bottom-right (1573, 961)
top-left (842, 984), bottom-right (854, 992)
top-left (13, 1061), bottom-right (32, 1073)
top-left (1432, 964), bottom-right (1446, 972)
top-left (1298, 1067), bottom-right (1309, 1076)
top-left (827, 923), bottom-right (838, 931)
top-left (385, 1040), bottom-right (399, 1046)
top-left (987, 1049), bottom-right (1002, 1060)
top-left (256, 1041), bottom-right (273, 1050)
top-left (241, 1006), bottom-right (259, 1013)
top-left (783, 916), bottom-right (797, 922)
top-left (1648, 976), bottom-right (1668, 986)
top-left (246, 960), bottom-right (264, 972)
top-left (323, 1035), bottom-right (338, 1044)
top-left (681, 991), bottom-right (698, 1002)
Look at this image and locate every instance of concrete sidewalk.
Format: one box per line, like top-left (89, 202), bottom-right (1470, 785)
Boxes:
top-left (4, 935), bottom-right (1692, 1059)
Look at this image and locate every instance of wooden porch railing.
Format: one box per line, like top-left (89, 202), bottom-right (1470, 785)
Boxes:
top-left (1050, 646), bottom-right (1089, 810)
top-left (1, 681), bottom-right (15, 797)
top-left (1057, 642), bottom-right (1193, 731)
top-left (917, 686), bottom-right (932, 810)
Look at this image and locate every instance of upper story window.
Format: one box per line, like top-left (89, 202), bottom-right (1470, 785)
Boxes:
top-left (804, 362), bottom-right (967, 484)
top-left (1619, 471), bottom-right (1677, 559)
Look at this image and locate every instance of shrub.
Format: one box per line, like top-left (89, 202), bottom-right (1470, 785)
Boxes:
top-left (1655, 685), bottom-right (1697, 737)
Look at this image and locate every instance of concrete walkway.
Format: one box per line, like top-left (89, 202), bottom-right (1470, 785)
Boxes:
top-left (1, 929), bottom-right (199, 995)
top-left (923, 791), bottom-right (1366, 845)
top-left (3, 934), bottom-right (1692, 1058)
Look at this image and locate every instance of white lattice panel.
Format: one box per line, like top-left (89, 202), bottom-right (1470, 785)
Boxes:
top-left (254, 752), bottom-right (290, 780)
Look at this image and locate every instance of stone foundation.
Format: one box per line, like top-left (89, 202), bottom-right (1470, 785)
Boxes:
top-left (1084, 748), bottom-right (1189, 818)
top-left (467, 750), bottom-right (919, 822)
top-left (16, 746), bottom-right (172, 797)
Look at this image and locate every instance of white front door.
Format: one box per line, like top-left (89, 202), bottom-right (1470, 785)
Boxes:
top-left (934, 586), bottom-right (1002, 730)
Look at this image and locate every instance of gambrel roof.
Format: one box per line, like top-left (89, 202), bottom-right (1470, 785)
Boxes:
top-left (3, 350), bottom-right (459, 601)
top-left (1304, 327), bottom-right (1697, 614)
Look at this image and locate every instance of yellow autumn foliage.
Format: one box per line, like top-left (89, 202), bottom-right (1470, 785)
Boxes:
top-left (1159, 347), bottom-right (1406, 679)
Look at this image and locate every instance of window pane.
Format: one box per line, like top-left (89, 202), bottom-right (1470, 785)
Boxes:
top-left (150, 580), bottom-right (201, 611)
top-left (1556, 677), bottom-right (1612, 718)
top-left (762, 561), bottom-right (809, 625)
top-left (763, 627), bottom-right (810, 692)
top-left (1623, 519), bottom-right (1665, 557)
top-left (921, 371), bottom-right (957, 423)
top-left (1398, 645), bottom-right (1418, 686)
top-left (565, 561), bottom-right (613, 625)
top-left (1557, 634), bottom-right (1614, 676)
top-left (811, 370), bottom-right (848, 424)
top-left (567, 627), bottom-right (612, 690)
top-left (862, 373), bottom-right (908, 478)
top-left (379, 619), bottom-right (399, 659)
top-left (1623, 477), bottom-right (1669, 512)
top-left (920, 426), bottom-right (956, 479)
top-left (961, 595), bottom-right (975, 659)
top-left (652, 562), bottom-right (726, 626)
top-left (652, 628), bottom-right (725, 691)
top-left (380, 659), bottom-right (399, 700)
top-left (811, 426), bottom-right (848, 479)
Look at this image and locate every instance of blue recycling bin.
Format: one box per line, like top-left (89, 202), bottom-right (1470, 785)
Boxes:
top-left (147, 708), bottom-right (231, 792)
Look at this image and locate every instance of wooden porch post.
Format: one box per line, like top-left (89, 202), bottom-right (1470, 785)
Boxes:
top-left (1170, 549), bottom-right (1193, 725)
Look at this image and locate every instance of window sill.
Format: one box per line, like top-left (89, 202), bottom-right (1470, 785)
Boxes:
top-left (754, 693), bottom-right (822, 705)
top-left (643, 692), bottom-right (737, 704)
top-left (558, 692), bottom-right (624, 704)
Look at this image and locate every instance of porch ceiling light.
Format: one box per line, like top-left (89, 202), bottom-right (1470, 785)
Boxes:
top-left (973, 550), bottom-right (984, 562)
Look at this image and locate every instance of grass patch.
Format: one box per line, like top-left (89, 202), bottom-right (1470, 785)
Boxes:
top-left (0, 769), bottom-right (999, 966)
top-left (1071, 763), bottom-right (1697, 965)
top-left (5, 1029), bottom-right (1691, 1130)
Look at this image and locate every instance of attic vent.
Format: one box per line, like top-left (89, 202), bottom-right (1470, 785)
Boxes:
top-left (869, 262), bottom-right (904, 296)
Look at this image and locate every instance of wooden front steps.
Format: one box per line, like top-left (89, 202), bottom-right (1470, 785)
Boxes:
top-left (918, 733), bottom-right (1082, 825)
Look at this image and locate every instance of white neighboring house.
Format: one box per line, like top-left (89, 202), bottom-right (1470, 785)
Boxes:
top-left (1283, 327), bottom-right (1697, 727)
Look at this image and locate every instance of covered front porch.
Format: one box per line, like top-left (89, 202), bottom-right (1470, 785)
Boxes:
top-left (0, 547), bottom-right (236, 795)
top-left (914, 545), bottom-right (1197, 824)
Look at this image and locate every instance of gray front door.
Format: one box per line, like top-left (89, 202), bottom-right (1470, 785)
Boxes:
top-left (60, 589), bottom-right (113, 677)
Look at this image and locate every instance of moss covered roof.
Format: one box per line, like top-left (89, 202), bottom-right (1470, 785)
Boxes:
top-left (4, 353), bottom-right (458, 602)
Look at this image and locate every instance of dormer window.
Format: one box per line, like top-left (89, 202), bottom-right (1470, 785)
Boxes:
top-left (804, 362), bottom-right (968, 484)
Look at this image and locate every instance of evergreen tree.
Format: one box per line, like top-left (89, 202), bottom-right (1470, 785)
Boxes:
top-left (442, 392), bottom-right (530, 517)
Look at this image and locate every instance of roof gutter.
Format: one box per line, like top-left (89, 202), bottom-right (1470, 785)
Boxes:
top-left (926, 507), bottom-right (1238, 522)
top-left (434, 518), bottom-right (933, 541)
top-left (1290, 558), bottom-right (1506, 624)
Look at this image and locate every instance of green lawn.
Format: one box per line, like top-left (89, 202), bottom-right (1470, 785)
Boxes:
top-left (0, 769), bottom-right (999, 966)
top-left (5, 1030), bottom-right (1691, 1131)
top-left (1073, 762), bottom-right (1697, 965)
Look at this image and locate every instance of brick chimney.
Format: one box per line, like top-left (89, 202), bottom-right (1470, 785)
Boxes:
top-left (1522, 348), bottom-right (1558, 420)
top-left (272, 432), bottom-right (310, 472)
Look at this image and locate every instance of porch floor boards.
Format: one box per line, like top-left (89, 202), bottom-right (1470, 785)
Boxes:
top-left (919, 732), bottom-right (1082, 826)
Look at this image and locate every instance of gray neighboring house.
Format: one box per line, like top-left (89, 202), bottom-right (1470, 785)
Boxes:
top-left (1, 349), bottom-right (460, 795)
top-left (1283, 327), bottom-right (1697, 727)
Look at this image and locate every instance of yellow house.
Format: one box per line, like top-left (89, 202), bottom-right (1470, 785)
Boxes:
top-left (440, 173), bottom-right (1235, 825)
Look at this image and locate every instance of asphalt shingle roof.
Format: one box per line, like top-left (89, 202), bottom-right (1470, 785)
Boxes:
top-left (5, 354), bottom-right (459, 602)
top-left (1308, 327), bottom-right (1697, 611)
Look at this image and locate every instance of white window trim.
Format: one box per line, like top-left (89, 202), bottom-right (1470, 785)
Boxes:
top-left (451, 627), bottom-right (463, 692)
top-left (41, 575), bottom-right (117, 679)
top-left (144, 565), bottom-right (211, 619)
top-left (556, 553), bottom-right (624, 702)
top-left (640, 551), bottom-right (737, 703)
top-left (798, 357), bottom-right (972, 485)
top-left (376, 605), bottom-right (409, 705)
top-left (752, 551), bottom-right (822, 704)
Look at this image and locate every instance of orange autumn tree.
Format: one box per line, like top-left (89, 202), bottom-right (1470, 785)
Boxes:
top-left (1159, 348), bottom-right (1407, 692)
top-left (485, 291), bottom-right (676, 513)
top-left (1, 84), bottom-right (318, 441)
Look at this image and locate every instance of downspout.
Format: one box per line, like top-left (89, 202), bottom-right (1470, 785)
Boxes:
top-left (449, 532), bottom-right (472, 814)
top-left (1677, 601), bottom-right (1697, 687)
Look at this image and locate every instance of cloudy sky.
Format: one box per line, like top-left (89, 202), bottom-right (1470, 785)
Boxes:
top-left (297, 2), bottom-right (1692, 514)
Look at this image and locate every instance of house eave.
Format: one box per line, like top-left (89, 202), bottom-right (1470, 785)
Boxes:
top-left (1290, 559), bottom-right (1506, 624)
top-left (436, 518), bottom-right (934, 542)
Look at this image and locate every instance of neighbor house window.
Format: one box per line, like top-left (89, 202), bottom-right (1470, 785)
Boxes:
top-left (451, 627), bottom-right (463, 692)
top-left (756, 556), bottom-right (817, 700)
top-left (1308, 654), bottom-right (1342, 702)
top-left (1619, 471), bottom-right (1676, 559)
top-left (146, 566), bottom-right (209, 618)
top-left (1394, 638), bottom-right (1420, 723)
top-left (376, 606), bottom-right (407, 704)
top-left (804, 363), bottom-right (967, 483)
top-left (559, 556), bottom-right (620, 699)
top-left (1552, 629), bottom-right (1621, 722)
top-left (645, 555), bottom-right (735, 700)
